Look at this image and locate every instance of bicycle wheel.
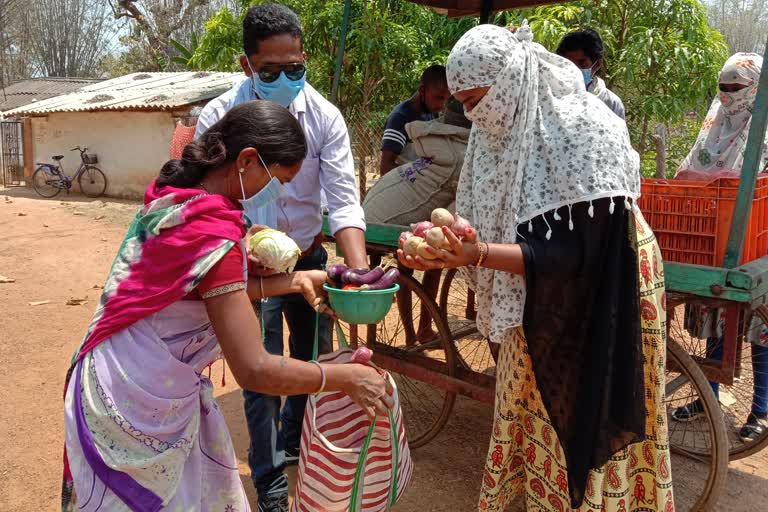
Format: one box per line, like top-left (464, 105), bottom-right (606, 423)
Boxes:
top-left (31, 167), bottom-right (62, 198)
top-left (337, 271), bottom-right (456, 448)
top-left (78, 167), bottom-right (107, 198)
top-left (668, 301), bottom-right (768, 460)
top-left (665, 337), bottom-right (729, 511)
top-left (438, 268), bottom-right (497, 374)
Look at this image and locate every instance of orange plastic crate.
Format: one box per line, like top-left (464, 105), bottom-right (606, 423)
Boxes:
top-left (638, 177), bottom-right (768, 267)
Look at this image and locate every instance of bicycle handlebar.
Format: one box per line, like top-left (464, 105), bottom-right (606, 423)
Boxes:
top-left (70, 146), bottom-right (88, 152)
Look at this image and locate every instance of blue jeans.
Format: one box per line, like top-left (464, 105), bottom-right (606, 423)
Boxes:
top-left (243, 245), bottom-right (332, 498)
top-left (707, 336), bottom-right (768, 416)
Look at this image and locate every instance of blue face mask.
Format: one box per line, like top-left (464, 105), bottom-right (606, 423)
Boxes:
top-left (248, 60), bottom-right (305, 108)
top-left (581, 62), bottom-right (598, 87)
top-left (239, 154), bottom-right (285, 225)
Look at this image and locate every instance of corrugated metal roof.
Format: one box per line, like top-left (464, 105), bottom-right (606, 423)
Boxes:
top-left (4, 72), bottom-right (242, 116)
top-left (0, 77), bottom-right (103, 114)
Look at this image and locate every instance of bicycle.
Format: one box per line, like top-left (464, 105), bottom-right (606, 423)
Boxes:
top-left (32, 146), bottom-right (107, 199)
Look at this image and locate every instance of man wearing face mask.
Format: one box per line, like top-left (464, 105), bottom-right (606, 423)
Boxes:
top-left (195, 4), bottom-right (368, 512)
top-left (556, 29), bottom-right (626, 120)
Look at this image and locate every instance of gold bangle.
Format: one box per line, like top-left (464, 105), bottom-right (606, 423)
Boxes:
top-left (472, 242), bottom-right (483, 267)
top-left (475, 242), bottom-right (491, 267)
top-left (473, 241), bottom-right (488, 267)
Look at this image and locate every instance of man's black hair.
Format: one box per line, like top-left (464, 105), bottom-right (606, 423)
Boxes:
top-left (555, 29), bottom-right (604, 63)
top-left (420, 64), bottom-right (448, 90)
top-left (243, 2), bottom-right (303, 56)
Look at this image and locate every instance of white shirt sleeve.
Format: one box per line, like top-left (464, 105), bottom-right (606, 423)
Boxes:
top-left (319, 112), bottom-right (366, 235)
top-left (598, 89), bottom-right (626, 121)
top-left (194, 99), bottom-right (224, 141)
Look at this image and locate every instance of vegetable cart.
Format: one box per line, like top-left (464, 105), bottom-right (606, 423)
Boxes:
top-left (322, 1), bottom-right (768, 510)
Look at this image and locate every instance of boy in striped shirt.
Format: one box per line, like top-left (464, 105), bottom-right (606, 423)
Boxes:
top-left (379, 65), bottom-right (450, 176)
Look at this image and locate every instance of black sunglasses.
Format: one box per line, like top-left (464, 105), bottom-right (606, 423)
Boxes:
top-left (257, 63), bottom-right (306, 84)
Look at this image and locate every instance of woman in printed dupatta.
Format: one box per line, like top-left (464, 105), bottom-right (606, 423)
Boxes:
top-left (673, 53), bottom-right (768, 443)
top-left (676, 53), bottom-right (767, 181)
top-left (398, 24), bottom-right (674, 511)
top-left (62, 101), bottom-right (393, 512)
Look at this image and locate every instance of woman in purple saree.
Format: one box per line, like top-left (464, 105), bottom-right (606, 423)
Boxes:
top-left (62, 101), bottom-right (391, 512)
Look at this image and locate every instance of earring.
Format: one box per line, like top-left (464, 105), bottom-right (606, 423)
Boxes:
top-left (239, 168), bottom-right (245, 174)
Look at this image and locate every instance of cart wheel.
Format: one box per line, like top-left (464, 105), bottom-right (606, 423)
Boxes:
top-left (438, 268), bottom-right (498, 374)
top-left (337, 271), bottom-right (456, 448)
top-left (665, 337), bottom-right (729, 511)
top-left (668, 302), bottom-right (768, 460)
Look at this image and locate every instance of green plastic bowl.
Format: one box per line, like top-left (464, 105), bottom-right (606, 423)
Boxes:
top-left (323, 283), bottom-right (400, 325)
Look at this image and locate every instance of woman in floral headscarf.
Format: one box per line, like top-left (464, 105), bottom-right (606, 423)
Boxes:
top-left (399, 24), bottom-right (674, 512)
top-left (676, 52), bottom-right (767, 179)
top-left (673, 54), bottom-right (768, 443)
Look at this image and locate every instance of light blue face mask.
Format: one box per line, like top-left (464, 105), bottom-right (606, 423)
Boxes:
top-left (247, 60), bottom-right (305, 108)
top-left (581, 62), bottom-right (598, 87)
top-left (239, 154), bottom-right (284, 226)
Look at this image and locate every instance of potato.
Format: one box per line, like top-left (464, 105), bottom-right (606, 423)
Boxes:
top-left (426, 226), bottom-right (451, 250)
top-left (431, 208), bottom-right (455, 228)
top-left (417, 241), bottom-right (438, 260)
top-left (403, 235), bottom-right (424, 257)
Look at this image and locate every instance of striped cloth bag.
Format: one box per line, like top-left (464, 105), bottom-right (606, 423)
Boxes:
top-left (292, 321), bottom-right (413, 511)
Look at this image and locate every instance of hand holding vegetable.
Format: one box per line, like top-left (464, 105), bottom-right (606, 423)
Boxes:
top-left (246, 225), bottom-right (280, 276)
top-left (248, 228), bottom-right (301, 274)
top-left (399, 226), bottom-right (481, 271)
top-left (399, 208), bottom-right (479, 270)
top-left (339, 362), bottom-right (394, 418)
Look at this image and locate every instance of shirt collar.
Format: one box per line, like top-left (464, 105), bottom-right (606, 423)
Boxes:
top-left (291, 88), bottom-right (307, 114)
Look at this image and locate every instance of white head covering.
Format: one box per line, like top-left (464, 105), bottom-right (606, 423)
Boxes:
top-left (678, 53), bottom-right (766, 175)
top-left (447, 23), bottom-right (640, 340)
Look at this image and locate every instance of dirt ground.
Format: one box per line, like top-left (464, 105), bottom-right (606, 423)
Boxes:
top-left (1, 187), bottom-right (767, 512)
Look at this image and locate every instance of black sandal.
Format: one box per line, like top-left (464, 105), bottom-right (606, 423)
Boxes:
top-left (671, 400), bottom-right (706, 422)
top-left (739, 413), bottom-right (768, 442)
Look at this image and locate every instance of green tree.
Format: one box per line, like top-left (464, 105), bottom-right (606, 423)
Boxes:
top-left (190, 0), bottom-right (473, 194)
top-left (190, 0), bottom-right (727, 179)
top-left (497, 0), bottom-right (728, 176)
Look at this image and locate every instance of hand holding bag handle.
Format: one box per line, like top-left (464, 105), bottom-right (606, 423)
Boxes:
top-left (314, 313), bottom-right (401, 511)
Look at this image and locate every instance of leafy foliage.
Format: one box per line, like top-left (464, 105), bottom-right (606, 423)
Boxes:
top-left (191, 0), bottom-right (728, 175)
top-left (497, 0), bottom-right (728, 165)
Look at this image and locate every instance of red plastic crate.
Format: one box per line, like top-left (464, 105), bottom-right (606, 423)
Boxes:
top-left (638, 177), bottom-right (768, 267)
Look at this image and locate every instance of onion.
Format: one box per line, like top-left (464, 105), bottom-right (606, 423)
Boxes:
top-left (410, 221), bottom-right (434, 239)
top-left (351, 346), bottom-right (373, 364)
top-left (399, 231), bottom-right (414, 245)
top-left (451, 214), bottom-right (472, 238)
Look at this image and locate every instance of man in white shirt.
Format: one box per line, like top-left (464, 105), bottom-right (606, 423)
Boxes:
top-left (556, 29), bottom-right (626, 120)
top-left (195, 4), bottom-right (368, 511)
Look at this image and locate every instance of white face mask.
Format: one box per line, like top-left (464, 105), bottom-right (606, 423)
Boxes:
top-left (239, 153), bottom-right (285, 225)
top-left (719, 86), bottom-right (756, 117)
top-left (463, 87), bottom-right (505, 136)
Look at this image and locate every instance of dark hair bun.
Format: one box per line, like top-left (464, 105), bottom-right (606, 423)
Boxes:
top-left (158, 135), bottom-right (227, 188)
top-left (156, 101), bottom-right (307, 189)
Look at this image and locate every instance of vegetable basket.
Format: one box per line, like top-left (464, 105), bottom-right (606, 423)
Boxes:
top-left (324, 283), bottom-right (399, 325)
